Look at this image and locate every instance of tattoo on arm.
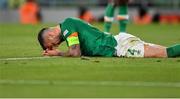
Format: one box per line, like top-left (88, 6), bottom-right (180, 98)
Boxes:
top-left (71, 45), bottom-right (77, 49)
top-left (69, 44), bottom-right (81, 57)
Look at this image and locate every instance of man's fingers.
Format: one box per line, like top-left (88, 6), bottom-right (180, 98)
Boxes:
top-left (42, 52), bottom-right (47, 56)
top-left (42, 50), bottom-right (49, 56)
top-left (43, 53), bottom-right (50, 56)
top-left (42, 49), bottom-right (60, 56)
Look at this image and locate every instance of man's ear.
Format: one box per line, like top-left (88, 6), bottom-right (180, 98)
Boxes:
top-left (45, 32), bottom-right (53, 40)
top-left (48, 32), bottom-right (56, 40)
top-left (48, 30), bottom-right (54, 35)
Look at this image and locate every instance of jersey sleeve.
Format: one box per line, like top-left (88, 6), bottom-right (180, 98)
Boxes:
top-left (61, 18), bottom-right (80, 47)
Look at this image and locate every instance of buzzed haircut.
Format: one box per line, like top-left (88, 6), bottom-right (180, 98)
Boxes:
top-left (37, 28), bottom-right (48, 50)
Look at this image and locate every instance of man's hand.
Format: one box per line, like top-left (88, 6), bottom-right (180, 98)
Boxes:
top-left (42, 44), bottom-right (81, 57)
top-left (43, 49), bottom-right (60, 56)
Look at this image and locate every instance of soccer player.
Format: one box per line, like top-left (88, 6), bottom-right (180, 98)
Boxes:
top-left (104, 0), bottom-right (129, 33)
top-left (19, 0), bottom-right (42, 24)
top-left (38, 17), bottom-right (180, 58)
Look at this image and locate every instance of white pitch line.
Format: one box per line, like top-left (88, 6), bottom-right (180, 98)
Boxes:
top-left (0, 57), bottom-right (180, 68)
top-left (0, 56), bottom-right (58, 61)
top-left (0, 80), bottom-right (180, 88)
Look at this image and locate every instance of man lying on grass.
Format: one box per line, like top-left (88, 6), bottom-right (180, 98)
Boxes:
top-left (38, 17), bottom-right (180, 58)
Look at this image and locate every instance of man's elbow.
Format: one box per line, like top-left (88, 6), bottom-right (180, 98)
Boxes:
top-left (72, 52), bottom-right (81, 57)
top-left (70, 51), bottom-right (81, 57)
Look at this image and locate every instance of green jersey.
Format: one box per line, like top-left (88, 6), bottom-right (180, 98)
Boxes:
top-left (60, 18), bottom-right (117, 56)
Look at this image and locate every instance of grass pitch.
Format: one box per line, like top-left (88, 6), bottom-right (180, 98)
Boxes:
top-left (0, 23), bottom-right (180, 98)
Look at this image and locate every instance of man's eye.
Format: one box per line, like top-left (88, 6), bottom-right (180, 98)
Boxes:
top-left (48, 47), bottom-right (53, 50)
top-left (52, 43), bottom-right (56, 46)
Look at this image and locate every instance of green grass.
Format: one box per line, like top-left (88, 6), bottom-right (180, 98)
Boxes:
top-left (0, 23), bottom-right (180, 98)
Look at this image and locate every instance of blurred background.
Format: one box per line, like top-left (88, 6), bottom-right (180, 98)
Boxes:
top-left (0, 0), bottom-right (180, 24)
top-left (0, 1), bottom-right (180, 98)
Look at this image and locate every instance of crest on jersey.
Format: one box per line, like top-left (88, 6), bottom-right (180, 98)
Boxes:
top-left (63, 29), bottom-right (69, 37)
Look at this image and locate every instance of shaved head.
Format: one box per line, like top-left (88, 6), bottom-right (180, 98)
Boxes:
top-left (37, 28), bottom-right (49, 50)
top-left (37, 26), bottom-right (61, 50)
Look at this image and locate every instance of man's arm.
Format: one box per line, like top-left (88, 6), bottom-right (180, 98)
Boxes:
top-left (43, 44), bottom-right (81, 57)
top-left (59, 44), bottom-right (81, 57)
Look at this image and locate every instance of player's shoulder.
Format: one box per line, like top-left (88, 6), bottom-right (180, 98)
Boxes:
top-left (64, 17), bottom-right (80, 22)
top-left (61, 17), bottom-right (78, 26)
